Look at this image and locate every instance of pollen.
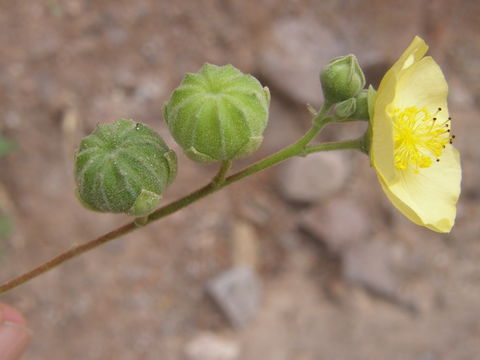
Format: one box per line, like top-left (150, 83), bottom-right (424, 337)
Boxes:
top-left (390, 106), bottom-right (454, 172)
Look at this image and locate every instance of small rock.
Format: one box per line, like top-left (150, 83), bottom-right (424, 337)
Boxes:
top-left (207, 266), bottom-right (261, 328)
top-left (343, 240), bottom-right (397, 295)
top-left (259, 17), bottom-right (347, 105)
top-left (184, 333), bottom-right (240, 360)
top-left (343, 239), bottom-right (417, 312)
top-left (231, 222), bottom-right (259, 269)
top-left (299, 197), bottom-right (370, 253)
top-left (277, 152), bottom-right (350, 204)
top-left (134, 79), bottom-right (165, 102)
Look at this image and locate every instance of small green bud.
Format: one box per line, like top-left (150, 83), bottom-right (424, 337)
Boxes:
top-left (349, 89), bottom-right (370, 120)
top-left (334, 97), bottom-right (356, 119)
top-left (320, 55), bottom-right (365, 104)
top-left (74, 119), bottom-right (177, 217)
top-left (163, 63), bottom-right (270, 162)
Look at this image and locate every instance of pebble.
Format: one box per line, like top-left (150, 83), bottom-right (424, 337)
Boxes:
top-left (299, 197), bottom-right (370, 253)
top-left (342, 239), bottom-right (417, 312)
top-left (231, 222), bottom-right (259, 269)
top-left (207, 266), bottom-right (261, 328)
top-left (184, 332), bottom-right (240, 360)
top-left (277, 152), bottom-right (350, 204)
top-left (258, 17), bottom-right (347, 105)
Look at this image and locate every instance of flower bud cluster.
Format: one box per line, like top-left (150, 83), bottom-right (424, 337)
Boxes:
top-left (319, 55), bottom-right (373, 121)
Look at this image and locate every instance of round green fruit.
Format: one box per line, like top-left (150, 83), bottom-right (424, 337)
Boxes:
top-left (74, 119), bottom-right (177, 216)
top-left (163, 63), bottom-right (270, 162)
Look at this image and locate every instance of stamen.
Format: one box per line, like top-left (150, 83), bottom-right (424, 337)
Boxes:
top-left (391, 106), bottom-right (451, 172)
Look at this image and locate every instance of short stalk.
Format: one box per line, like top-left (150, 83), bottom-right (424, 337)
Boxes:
top-left (211, 160), bottom-right (232, 188)
top-left (305, 136), bottom-right (366, 154)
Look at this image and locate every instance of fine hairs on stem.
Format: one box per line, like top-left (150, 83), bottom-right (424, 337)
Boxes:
top-left (0, 103), bottom-right (367, 294)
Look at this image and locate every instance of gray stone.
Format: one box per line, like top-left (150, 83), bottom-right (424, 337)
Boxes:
top-left (184, 333), bottom-right (240, 360)
top-left (277, 152), bottom-right (350, 204)
top-left (299, 197), bottom-right (370, 253)
top-left (207, 266), bottom-right (261, 328)
top-left (258, 17), bottom-right (347, 105)
top-left (342, 239), bottom-right (417, 312)
top-left (343, 240), bottom-right (397, 295)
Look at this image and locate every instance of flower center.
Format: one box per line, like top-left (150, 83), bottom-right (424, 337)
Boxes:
top-left (391, 106), bottom-right (454, 172)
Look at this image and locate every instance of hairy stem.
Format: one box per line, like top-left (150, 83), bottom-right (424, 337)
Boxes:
top-left (0, 104), bottom-right (366, 295)
top-left (305, 136), bottom-right (367, 155)
top-left (211, 160), bottom-right (232, 187)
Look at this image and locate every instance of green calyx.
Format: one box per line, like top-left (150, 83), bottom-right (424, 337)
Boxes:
top-left (163, 63), bottom-right (270, 162)
top-left (334, 97), bottom-right (357, 119)
top-left (74, 119), bottom-right (177, 217)
top-left (320, 54), bottom-right (365, 104)
top-left (334, 89), bottom-right (371, 121)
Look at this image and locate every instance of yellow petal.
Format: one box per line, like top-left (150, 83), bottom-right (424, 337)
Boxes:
top-left (370, 37), bottom-right (429, 184)
top-left (391, 36), bottom-right (428, 74)
top-left (370, 66), bottom-right (397, 182)
top-left (395, 56), bottom-right (449, 116)
top-left (377, 145), bottom-right (461, 233)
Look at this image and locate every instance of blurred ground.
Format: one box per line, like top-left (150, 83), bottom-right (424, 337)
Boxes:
top-left (0, 1), bottom-right (479, 359)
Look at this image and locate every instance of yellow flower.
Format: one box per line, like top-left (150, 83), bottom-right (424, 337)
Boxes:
top-left (370, 36), bottom-right (461, 233)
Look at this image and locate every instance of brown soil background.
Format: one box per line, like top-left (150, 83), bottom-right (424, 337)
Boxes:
top-left (0, 1), bottom-right (479, 359)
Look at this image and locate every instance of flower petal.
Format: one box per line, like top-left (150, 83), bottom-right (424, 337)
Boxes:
top-left (395, 56), bottom-right (449, 116)
top-left (370, 68), bottom-right (396, 183)
top-left (377, 145), bottom-right (461, 233)
top-left (391, 36), bottom-right (428, 74)
top-left (370, 37), bottom-right (429, 184)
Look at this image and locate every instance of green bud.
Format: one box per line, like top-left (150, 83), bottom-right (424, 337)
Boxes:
top-left (334, 97), bottom-right (356, 119)
top-left (163, 63), bottom-right (270, 162)
top-left (350, 89), bottom-right (370, 120)
top-left (74, 119), bottom-right (177, 217)
top-left (320, 55), bottom-right (365, 104)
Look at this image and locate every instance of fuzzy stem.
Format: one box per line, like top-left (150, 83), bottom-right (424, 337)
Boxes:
top-left (0, 104), bottom-right (369, 295)
top-left (211, 160), bottom-right (232, 188)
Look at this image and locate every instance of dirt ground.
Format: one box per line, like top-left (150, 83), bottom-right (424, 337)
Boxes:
top-left (0, 1), bottom-right (479, 359)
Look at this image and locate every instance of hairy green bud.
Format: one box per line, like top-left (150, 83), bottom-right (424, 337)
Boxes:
top-left (334, 97), bottom-right (356, 119)
top-left (74, 119), bottom-right (177, 216)
top-left (163, 63), bottom-right (270, 162)
top-left (350, 89), bottom-right (370, 120)
top-left (320, 55), bottom-right (365, 104)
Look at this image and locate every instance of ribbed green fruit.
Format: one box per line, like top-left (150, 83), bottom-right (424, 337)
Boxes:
top-left (74, 119), bottom-right (177, 216)
top-left (163, 63), bottom-right (270, 162)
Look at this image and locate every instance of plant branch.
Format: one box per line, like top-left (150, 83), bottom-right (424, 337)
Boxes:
top-left (0, 104), bottom-right (339, 295)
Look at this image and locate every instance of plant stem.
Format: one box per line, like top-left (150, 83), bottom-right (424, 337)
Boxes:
top-left (211, 160), bottom-right (232, 187)
top-left (0, 104), bottom-right (365, 295)
top-left (305, 136), bottom-right (367, 154)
